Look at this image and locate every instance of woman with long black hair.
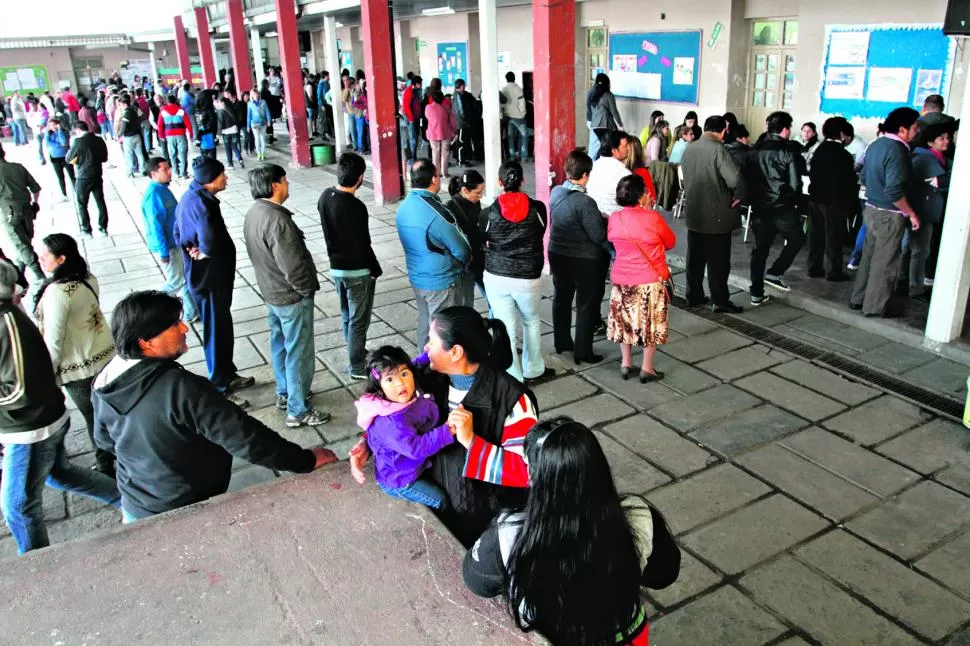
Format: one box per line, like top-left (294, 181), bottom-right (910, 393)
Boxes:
top-left (588, 73), bottom-right (624, 160)
top-left (464, 416), bottom-right (680, 645)
top-left (33, 233), bottom-right (117, 476)
top-left (350, 305), bottom-right (536, 544)
top-left (446, 170), bottom-right (487, 306)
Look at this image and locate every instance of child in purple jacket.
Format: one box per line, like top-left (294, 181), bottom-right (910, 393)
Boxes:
top-left (353, 345), bottom-right (456, 509)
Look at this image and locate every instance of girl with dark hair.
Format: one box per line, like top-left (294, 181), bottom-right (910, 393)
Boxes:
top-left (481, 161), bottom-right (552, 382)
top-left (722, 111), bottom-right (739, 144)
top-left (350, 305), bottom-right (537, 545)
top-left (447, 170), bottom-right (487, 305)
top-left (638, 110), bottom-right (665, 149)
top-left (352, 345), bottom-right (456, 509)
top-left (463, 416), bottom-right (680, 645)
top-left (644, 120), bottom-right (669, 164)
top-left (426, 90), bottom-right (456, 179)
top-left (682, 110), bottom-right (698, 129)
top-left (622, 135), bottom-right (658, 208)
top-left (588, 73), bottom-right (624, 160)
top-left (33, 233), bottom-right (117, 476)
top-left (800, 121), bottom-right (820, 169)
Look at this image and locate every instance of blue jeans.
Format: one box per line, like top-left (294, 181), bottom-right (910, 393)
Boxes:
top-left (355, 115), bottom-right (367, 153)
top-left (588, 124), bottom-right (602, 160)
top-left (122, 134), bottom-right (147, 175)
top-left (141, 121), bottom-right (153, 154)
top-left (1, 420), bottom-right (120, 554)
top-left (12, 119), bottom-right (28, 145)
top-left (223, 133), bottom-right (243, 166)
top-left (344, 113), bottom-right (356, 149)
top-left (482, 274), bottom-right (545, 381)
top-left (267, 297), bottom-right (316, 417)
top-left (35, 130), bottom-right (45, 162)
top-left (507, 117), bottom-right (528, 160)
top-left (850, 224), bottom-right (867, 265)
top-left (378, 477), bottom-right (447, 509)
top-left (407, 121), bottom-right (419, 159)
top-left (333, 275), bottom-right (376, 375)
top-left (195, 287), bottom-right (237, 392)
top-left (101, 119), bottom-right (114, 139)
top-left (157, 249), bottom-right (198, 320)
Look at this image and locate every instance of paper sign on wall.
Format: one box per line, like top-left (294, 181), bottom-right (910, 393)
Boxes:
top-left (612, 54), bottom-right (639, 73)
top-left (867, 67), bottom-right (912, 103)
top-left (913, 69), bottom-right (942, 107)
top-left (823, 66), bottom-right (866, 99)
top-left (673, 57), bottom-right (694, 85)
top-left (611, 70), bottom-right (661, 100)
top-left (828, 31), bottom-right (870, 66)
top-left (641, 40), bottom-right (658, 55)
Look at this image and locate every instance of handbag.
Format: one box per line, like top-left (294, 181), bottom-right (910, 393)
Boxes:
top-left (616, 213), bottom-right (673, 301)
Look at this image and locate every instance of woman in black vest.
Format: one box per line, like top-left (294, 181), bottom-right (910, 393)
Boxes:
top-left (446, 170), bottom-right (487, 307)
top-left (481, 161), bottom-right (552, 383)
top-left (349, 306), bottom-right (537, 545)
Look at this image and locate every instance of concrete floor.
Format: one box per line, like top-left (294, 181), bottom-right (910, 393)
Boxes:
top-left (1, 133), bottom-right (969, 645)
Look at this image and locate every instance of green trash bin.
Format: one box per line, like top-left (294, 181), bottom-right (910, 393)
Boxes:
top-left (312, 144), bottom-right (335, 166)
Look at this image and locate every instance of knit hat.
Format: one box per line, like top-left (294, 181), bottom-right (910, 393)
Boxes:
top-left (192, 156), bottom-right (225, 184)
top-left (0, 260), bottom-right (19, 301)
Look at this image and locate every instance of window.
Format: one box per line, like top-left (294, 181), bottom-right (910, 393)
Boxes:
top-left (752, 20), bottom-right (799, 46)
top-left (73, 56), bottom-right (104, 70)
top-left (784, 21), bottom-right (799, 45)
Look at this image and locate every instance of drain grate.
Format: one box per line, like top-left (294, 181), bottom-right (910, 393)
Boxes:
top-left (674, 298), bottom-right (966, 422)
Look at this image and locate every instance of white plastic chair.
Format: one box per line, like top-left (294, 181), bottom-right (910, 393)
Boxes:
top-left (672, 165), bottom-right (686, 219)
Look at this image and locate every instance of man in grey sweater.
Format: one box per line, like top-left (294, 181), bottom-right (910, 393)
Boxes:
top-left (243, 164), bottom-right (329, 427)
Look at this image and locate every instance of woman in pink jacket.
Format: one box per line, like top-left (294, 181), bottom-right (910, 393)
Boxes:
top-left (425, 90), bottom-right (457, 179)
top-left (607, 174), bottom-right (676, 383)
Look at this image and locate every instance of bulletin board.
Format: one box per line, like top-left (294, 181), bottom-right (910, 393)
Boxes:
top-left (0, 65), bottom-right (50, 97)
top-left (436, 42), bottom-right (469, 94)
top-left (819, 24), bottom-right (956, 119)
top-left (607, 31), bottom-right (701, 104)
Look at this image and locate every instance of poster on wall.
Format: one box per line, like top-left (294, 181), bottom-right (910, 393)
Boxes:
top-left (497, 51), bottom-right (511, 72)
top-left (119, 59), bottom-right (152, 88)
top-left (612, 54), bottom-right (638, 73)
top-left (672, 57), bottom-right (694, 85)
top-left (611, 70), bottom-right (661, 100)
top-left (827, 31), bottom-right (870, 65)
top-left (339, 52), bottom-right (353, 72)
top-left (913, 69), bottom-right (943, 106)
top-left (866, 67), bottom-right (912, 103)
top-left (436, 42), bottom-right (468, 93)
top-left (1, 65), bottom-right (50, 97)
top-left (823, 66), bottom-right (866, 99)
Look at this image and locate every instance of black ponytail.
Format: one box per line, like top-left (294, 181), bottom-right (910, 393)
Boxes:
top-left (433, 306), bottom-right (512, 371)
top-left (449, 169), bottom-right (485, 197)
top-left (498, 160), bottom-right (524, 192)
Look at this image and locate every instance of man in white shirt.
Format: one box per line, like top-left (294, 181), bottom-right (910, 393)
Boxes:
top-left (501, 72), bottom-right (529, 161)
top-left (841, 121), bottom-right (867, 170)
top-left (585, 131), bottom-right (631, 217)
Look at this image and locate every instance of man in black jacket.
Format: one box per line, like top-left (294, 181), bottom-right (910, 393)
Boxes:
top-left (117, 96), bottom-right (148, 178)
top-left (807, 117), bottom-right (856, 282)
top-left (93, 290), bottom-right (337, 522)
top-left (318, 152), bottom-right (382, 379)
top-left (67, 121), bottom-right (110, 236)
top-left (745, 111), bottom-right (805, 305)
top-left (0, 143), bottom-right (44, 284)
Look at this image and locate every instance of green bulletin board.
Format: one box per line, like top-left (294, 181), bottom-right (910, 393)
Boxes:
top-left (1, 65), bottom-right (50, 97)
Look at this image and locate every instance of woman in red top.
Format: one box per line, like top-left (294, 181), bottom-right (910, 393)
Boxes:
top-left (607, 174), bottom-right (676, 383)
top-left (623, 135), bottom-right (657, 208)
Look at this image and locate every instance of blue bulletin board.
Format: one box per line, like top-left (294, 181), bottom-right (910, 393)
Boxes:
top-left (607, 31), bottom-right (701, 104)
top-left (819, 24), bottom-right (956, 119)
top-left (436, 42), bottom-right (468, 94)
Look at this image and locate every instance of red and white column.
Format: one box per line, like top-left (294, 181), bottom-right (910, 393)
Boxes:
top-left (173, 15), bottom-right (192, 81)
top-left (361, 0), bottom-right (403, 203)
top-left (226, 0), bottom-right (253, 94)
top-left (194, 7), bottom-right (217, 89)
top-left (274, 0), bottom-right (311, 167)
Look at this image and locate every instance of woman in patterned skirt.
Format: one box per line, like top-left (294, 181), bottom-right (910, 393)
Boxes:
top-left (607, 174), bottom-right (676, 383)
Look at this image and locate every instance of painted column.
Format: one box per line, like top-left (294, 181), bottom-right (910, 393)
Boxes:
top-left (532, 0), bottom-right (576, 207)
top-left (360, 0), bottom-right (403, 203)
top-left (174, 15), bottom-right (192, 81)
top-left (274, 0), bottom-right (311, 167)
top-left (478, 0), bottom-right (501, 203)
top-left (227, 0), bottom-right (253, 93)
top-left (194, 7), bottom-right (217, 88)
top-left (324, 15), bottom-right (347, 156)
top-left (148, 43), bottom-right (160, 87)
top-left (924, 75), bottom-right (970, 346)
top-left (251, 27), bottom-right (265, 83)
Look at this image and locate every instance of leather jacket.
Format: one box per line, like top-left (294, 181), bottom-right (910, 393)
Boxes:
top-left (745, 134), bottom-right (804, 213)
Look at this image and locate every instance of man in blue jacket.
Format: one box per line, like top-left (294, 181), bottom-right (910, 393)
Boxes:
top-left (317, 71), bottom-right (332, 140)
top-left (173, 156), bottom-right (254, 408)
top-left (396, 159), bottom-right (471, 348)
top-left (141, 157), bottom-right (199, 323)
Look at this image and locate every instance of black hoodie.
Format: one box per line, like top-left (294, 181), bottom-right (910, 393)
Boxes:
top-left (92, 357), bottom-right (314, 519)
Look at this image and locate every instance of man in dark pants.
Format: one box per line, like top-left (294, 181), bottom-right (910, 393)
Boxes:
top-left (0, 143), bottom-right (44, 285)
top-left (745, 111), bottom-right (805, 305)
top-left (807, 117), bottom-right (856, 282)
top-left (66, 121), bottom-right (109, 237)
top-left (680, 115), bottom-right (744, 313)
top-left (174, 156), bottom-right (255, 409)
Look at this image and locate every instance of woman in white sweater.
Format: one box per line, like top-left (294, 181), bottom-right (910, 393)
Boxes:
top-left (33, 233), bottom-right (116, 476)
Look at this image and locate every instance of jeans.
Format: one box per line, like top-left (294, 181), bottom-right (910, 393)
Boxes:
top-left (407, 121), bottom-right (419, 160)
top-left (0, 204), bottom-right (45, 284)
top-left (355, 115), bottom-right (367, 153)
top-left (252, 125), bottom-right (267, 156)
top-left (35, 131), bottom-right (45, 162)
top-left (122, 134), bottom-right (147, 175)
top-left (506, 117), bottom-right (528, 160)
top-left (1, 420), bottom-right (120, 554)
top-left (63, 377), bottom-right (115, 472)
top-left (414, 282), bottom-right (465, 350)
top-left (898, 222), bottom-right (934, 296)
top-left (378, 477), bottom-right (447, 509)
top-left (850, 207), bottom-right (908, 315)
top-left (550, 253), bottom-right (608, 359)
top-left (334, 275), bottom-right (376, 375)
top-left (483, 273), bottom-right (545, 382)
top-left (345, 113), bottom-right (356, 149)
top-left (166, 134), bottom-right (188, 176)
top-left (157, 249), bottom-right (198, 320)
top-left (461, 271), bottom-right (487, 312)
top-left (749, 209), bottom-right (806, 298)
top-left (50, 156), bottom-right (76, 197)
top-left (850, 223), bottom-right (867, 265)
top-left (430, 139), bottom-right (451, 178)
top-left (223, 133), bottom-right (243, 166)
top-left (11, 118), bottom-right (28, 145)
top-left (141, 121), bottom-right (153, 154)
top-left (267, 297), bottom-right (316, 417)
top-left (101, 119), bottom-right (114, 139)
top-left (588, 125), bottom-right (602, 160)
top-left (195, 287), bottom-right (238, 391)
top-left (75, 176), bottom-right (109, 234)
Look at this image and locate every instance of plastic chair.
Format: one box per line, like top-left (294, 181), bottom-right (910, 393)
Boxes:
top-left (672, 165), bottom-right (686, 219)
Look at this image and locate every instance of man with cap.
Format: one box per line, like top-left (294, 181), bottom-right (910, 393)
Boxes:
top-left (0, 259), bottom-right (121, 554)
top-left (0, 143), bottom-right (44, 286)
top-left (174, 156), bottom-right (255, 408)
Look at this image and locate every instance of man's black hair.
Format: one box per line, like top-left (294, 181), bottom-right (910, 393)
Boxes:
top-left (111, 291), bottom-right (182, 359)
top-left (410, 159), bottom-right (437, 189)
top-left (766, 111), bottom-right (794, 134)
top-left (703, 115), bottom-right (727, 133)
top-left (248, 163), bottom-right (287, 199)
top-left (884, 107), bottom-right (920, 134)
top-left (336, 152), bottom-right (366, 188)
top-left (505, 71), bottom-right (515, 83)
top-left (148, 157), bottom-right (170, 174)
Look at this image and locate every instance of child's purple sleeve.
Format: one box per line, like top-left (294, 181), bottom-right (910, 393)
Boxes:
top-left (412, 352), bottom-right (430, 370)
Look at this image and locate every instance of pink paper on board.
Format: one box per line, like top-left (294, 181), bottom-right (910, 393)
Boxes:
top-left (661, 57), bottom-right (672, 67)
top-left (641, 40), bottom-right (658, 55)
top-left (638, 55), bottom-right (649, 66)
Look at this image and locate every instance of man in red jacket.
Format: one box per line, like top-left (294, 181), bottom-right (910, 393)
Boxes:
top-left (157, 95), bottom-right (194, 178)
top-left (401, 75), bottom-right (423, 162)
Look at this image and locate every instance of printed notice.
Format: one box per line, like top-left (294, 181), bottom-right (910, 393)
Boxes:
top-left (913, 69), bottom-right (943, 107)
top-left (612, 54), bottom-right (639, 73)
top-left (823, 66), bottom-right (866, 100)
top-left (673, 57), bottom-right (694, 86)
top-left (828, 31), bottom-right (870, 66)
top-left (611, 70), bottom-right (661, 100)
top-left (867, 67), bottom-right (913, 103)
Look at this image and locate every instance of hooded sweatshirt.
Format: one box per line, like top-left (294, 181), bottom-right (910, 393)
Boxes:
top-left (355, 392), bottom-right (454, 490)
top-left (92, 356), bottom-right (314, 519)
top-left (481, 192), bottom-right (547, 280)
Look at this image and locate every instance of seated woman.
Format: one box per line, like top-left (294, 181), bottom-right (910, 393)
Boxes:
top-left (623, 135), bottom-right (657, 208)
top-left (463, 416), bottom-right (681, 645)
top-left (350, 306), bottom-right (537, 545)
